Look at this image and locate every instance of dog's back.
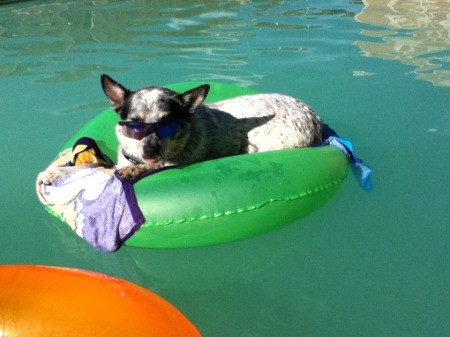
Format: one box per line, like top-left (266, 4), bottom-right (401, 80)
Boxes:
top-left (207, 93), bottom-right (324, 153)
top-left (174, 93), bottom-right (323, 166)
top-left (184, 102), bottom-right (274, 164)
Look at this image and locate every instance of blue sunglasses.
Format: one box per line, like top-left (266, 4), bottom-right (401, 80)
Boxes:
top-left (119, 120), bottom-right (178, 140)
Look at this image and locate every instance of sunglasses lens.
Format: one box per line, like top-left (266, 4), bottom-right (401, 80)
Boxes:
top-left (119, 121), bottom-right (177, 140)
top-left (156, 121), bottom-right (178, 139)
top-left (122, 123), bottom-right (148, 140)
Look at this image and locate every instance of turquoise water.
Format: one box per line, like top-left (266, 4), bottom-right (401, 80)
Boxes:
top-left (1, 0), bottom-right (449, 336)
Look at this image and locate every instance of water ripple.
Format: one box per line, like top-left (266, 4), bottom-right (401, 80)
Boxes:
top-left (0, 0), bottom-right (352, 84)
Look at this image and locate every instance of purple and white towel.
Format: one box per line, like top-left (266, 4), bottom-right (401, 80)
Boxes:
top-left (37, 138), bottom-right (145, 252)
top-left (38, 168), bottom-right (145, 252)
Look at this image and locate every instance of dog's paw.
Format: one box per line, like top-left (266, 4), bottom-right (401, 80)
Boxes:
top-left (118, 164), bottom-right (160, 182)
top-left (118, 165), bottom-right (145, 182)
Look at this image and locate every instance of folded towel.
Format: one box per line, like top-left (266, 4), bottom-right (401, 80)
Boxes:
top-left (37, 138), bottom-right (144, 252)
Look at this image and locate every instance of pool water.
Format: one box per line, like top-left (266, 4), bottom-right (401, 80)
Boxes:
top-left (1, 1), bottom-right (449, 336)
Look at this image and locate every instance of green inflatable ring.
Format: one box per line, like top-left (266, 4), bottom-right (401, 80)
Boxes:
top-left (54, 82), bottom-right (350, 249)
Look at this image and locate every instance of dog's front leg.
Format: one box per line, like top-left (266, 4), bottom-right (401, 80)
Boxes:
top-left (118, 163), bottom-right (162, 182)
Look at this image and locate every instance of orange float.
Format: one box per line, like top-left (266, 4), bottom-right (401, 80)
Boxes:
top-left (0, 265), bottom-right (201, 337)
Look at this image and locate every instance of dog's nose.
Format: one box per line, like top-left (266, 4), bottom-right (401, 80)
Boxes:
top-left (143, 137), bottom-right (161, 158)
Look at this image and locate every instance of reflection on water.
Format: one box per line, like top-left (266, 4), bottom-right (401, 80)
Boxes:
top-left (354, 0), bottom-right (450, 86)
top-left (0, 0), bottom-right (356, 86)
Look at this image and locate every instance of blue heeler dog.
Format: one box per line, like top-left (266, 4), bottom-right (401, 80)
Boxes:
top-left (101, 74), bottom-right (325, 181)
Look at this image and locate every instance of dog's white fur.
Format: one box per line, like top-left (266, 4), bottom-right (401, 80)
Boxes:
top-left (209, 93), bottom-right (322, 152)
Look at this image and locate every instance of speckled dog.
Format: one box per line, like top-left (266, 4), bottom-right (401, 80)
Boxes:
top-left (101, 74), bottom-right (324, 181)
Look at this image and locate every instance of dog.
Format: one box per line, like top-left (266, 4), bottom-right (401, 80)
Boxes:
top-left (101, 74), bottom-right (325, 181)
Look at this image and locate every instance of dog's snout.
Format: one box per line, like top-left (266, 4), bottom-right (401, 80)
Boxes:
top-left (143, 135), bottom-right (161, 158)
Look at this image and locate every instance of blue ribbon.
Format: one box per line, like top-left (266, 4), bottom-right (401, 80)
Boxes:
top-left (317, 125), bottom-right (373, 192)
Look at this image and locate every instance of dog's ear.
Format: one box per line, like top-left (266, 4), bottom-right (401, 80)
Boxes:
top-left (101, 74), bottom-right (129, 113)
top-left (181, 84), bottom-right (210, 113)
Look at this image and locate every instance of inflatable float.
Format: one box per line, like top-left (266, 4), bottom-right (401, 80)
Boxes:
top-left (0, 264), bottom-right (201, 336)
top-left (42, 82), bottom-right (352, 249)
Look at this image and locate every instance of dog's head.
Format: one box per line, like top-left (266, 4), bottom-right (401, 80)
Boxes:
top-left (101, 74), bottom-right (210, 166)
